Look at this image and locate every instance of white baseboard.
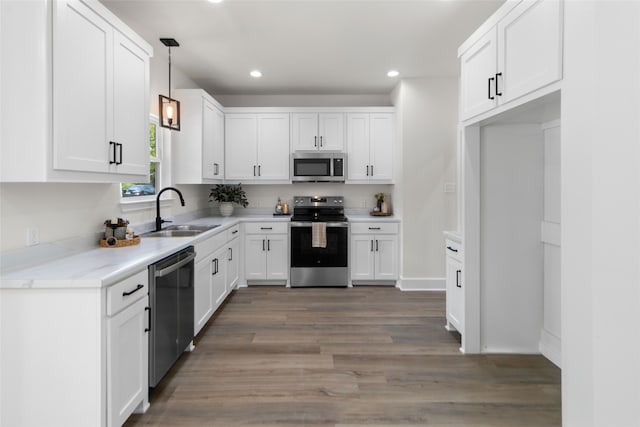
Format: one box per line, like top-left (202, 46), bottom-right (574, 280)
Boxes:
top-left (397, 277), bottom-right (445, 291)
top-left (539, 329), bottom-right (562, 368)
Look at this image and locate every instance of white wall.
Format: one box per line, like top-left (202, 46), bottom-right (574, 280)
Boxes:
top-left (0, 59), bottom-right (207, 252)
top-left (392, 78), bottom-right (458, 288)
top-left (562, 1), bottom-right (640, 425)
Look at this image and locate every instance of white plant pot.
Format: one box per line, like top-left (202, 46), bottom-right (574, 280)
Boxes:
top-left (219, 202), bottom-right (234, 217)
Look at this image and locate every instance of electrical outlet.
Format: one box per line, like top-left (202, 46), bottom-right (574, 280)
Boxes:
top-left (361, 199), bottom-right (367, 208)
top-left (26, 227), bottom-right (39, 246)
top-left (444, 182), bottom-right (456, 193)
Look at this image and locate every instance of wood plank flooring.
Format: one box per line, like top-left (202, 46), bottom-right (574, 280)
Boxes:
top-left (125, 287), bottom-right (560, 426)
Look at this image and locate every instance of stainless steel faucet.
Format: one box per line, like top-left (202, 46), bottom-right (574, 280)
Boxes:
top-left (155, 187), bottom-right (185, 231)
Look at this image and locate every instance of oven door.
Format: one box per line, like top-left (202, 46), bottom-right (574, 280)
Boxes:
top-left (290, 222), bottom-right (349, 287)
top-left (290, 222), bottom-right (348, 268)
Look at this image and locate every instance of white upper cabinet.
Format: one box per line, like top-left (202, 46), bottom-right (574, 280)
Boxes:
top-left (347, 113), bottom-right (394, 183)
top-left (225, 113), bottom-right (290, 182)
top-left (0, 0), bottom-right (152, 182)
top-left (497, 0), bottom-right (563, 103)
top-left (459, 0), bottom-right (563, 121)
top-left (173, 89), bottom-right (225, 184)
top-left (460, 29), bottom-right (498, 120)
top-left (292, 113), bottom-right (345, 152)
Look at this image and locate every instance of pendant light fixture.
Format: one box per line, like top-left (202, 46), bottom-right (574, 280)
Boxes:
top-left (159, 38), bottom-right (181, 131)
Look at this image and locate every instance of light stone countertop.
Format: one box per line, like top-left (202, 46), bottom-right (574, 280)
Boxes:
top-left (0, 211), bottom-right (402, 290)
top-left (0, 215), bottom-right (290, 290)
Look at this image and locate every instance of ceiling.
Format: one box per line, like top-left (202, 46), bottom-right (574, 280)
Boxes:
top-left (101, 0), bottom-right (504, 96)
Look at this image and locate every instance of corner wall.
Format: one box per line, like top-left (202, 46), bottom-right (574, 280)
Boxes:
top-left (392, 78), bottom-right (458, 289)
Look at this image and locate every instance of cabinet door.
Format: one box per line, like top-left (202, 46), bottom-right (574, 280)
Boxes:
top-left (318, 113), bottom-right (345, 151)
top-left (225, 114), bottom-right (257, 180)
top-left (498, 0), bottom-right (563, 103)
top-left (212, 247), bottom-right (227, 310)
top-left (291, 113), bottom-right (319, 151)
top-left (350, 234), bottom-right (375, 280)
top-left (107, 297), bottom-right (148, 427)
top-left (194, 257), bottom-right (214, 335)
top-left (347, 113), bottom-right (371, 181)
top-left (112, 30), bottom-right (149, 176)
top-left (244, 235), bottom-right (267, 280)
top-left (374, 235), bottom-right (398, 280)
top-left (201, 99), bottom-right (217, 180)
top-left (369, 113), bottom-right (394, 182)
top-left (53, 0), bottom-right (112, 173)
top-left (213, 107), bottom-right (225, 179)
top-left (226, 238), bottom-right (240, 292)
top-left (446, 256), bottom-right (464, 332)
top-left (265, 234), bottom-right (288, 280)
top-left (459, 28), bottom-right (497, 120)
top-left (257, 114), bottom-right (290, 180)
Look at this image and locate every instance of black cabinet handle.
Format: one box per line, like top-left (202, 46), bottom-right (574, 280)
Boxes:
top-left (456, 270), bottom-right (462, 288)
top-left (145, 306), bottom-right (151, 332)
top-left (267, 239), bottom-right (270, 251)
top-left (253, 165), bottom-right (256, 176)
top-left (232, 230), bottom-right (238, 234)
top-left (122, 284), bottom-right (143, 296)
top-left (371, 240), bottom-right (374, 252)
top-left (320, 136), bottom-right (323, 147)
top-left (109, 141), bottom-right (117, 164)
top-left (368, 227), bottom-right (381, 230)
top-left (211, 259), bottom-right (216, 275)
top-left (375, 240), bottom-right (379, 252)
top-left (446, 246), bottom-right (458, 253)
top-left (495, 73), bottom-right (502, 96)
top-left (258, 165), bottom-right (261, 176)
top-left (214, 163), bottom-right (219, 175)
top-left (117, 143), bottom-right (123, 165)
top-left (366, 165), bottom-right (369, 176)
top-left (371, 165), bottom-right (374, 176)
top-left (228, 247), bottom-right (233, 261)
top-left (260, 227), bottom-right (272, 230)
top-left (314, 136), bottom-right (317, 147)
top-left (262, 239), bottom-right (265, 251)
top-left (488, 77), bottom-right (495, 100)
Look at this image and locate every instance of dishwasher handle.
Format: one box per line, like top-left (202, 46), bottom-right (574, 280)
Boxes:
top-left (154, 252), bottom-right (196, 278)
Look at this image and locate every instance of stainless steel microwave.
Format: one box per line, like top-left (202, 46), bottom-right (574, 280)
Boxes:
top-left (291, 152), bottom-right (346, 182)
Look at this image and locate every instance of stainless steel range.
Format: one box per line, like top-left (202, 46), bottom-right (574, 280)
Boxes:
top-left (290, 196), bottom-right (349, 287)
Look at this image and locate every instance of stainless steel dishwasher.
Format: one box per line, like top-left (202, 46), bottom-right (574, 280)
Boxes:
top-left (148, 246), bottom-right (195, 388)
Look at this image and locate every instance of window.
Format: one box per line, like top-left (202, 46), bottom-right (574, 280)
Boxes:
top-left (120, 115), bottom-right (164, 203)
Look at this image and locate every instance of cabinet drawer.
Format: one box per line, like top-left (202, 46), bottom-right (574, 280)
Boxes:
top-left (244, 222), bottom-right (288, 234)
top-left (107, 270), bottom-right (148, 316)
top-left (445, 238), bottom-right (463, 261)
top-left (195, 232), bottom-right (226, 262)
top-left (351, 222), bottom-right (399, 234)
top-left (227, 224), bottom-right (240, 240)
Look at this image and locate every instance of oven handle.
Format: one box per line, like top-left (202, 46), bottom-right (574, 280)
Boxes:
top-left (290, 222), bottom-right (349, 228)
top-left (154, 252), bottom-right (196, 278)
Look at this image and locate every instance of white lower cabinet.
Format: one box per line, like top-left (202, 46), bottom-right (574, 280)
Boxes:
top-left (445, 237), bottom-right (464, 334)
top-left (107, 296), bottom-right (149, 427)
top-left (227, 236), bottom-right (240, 292)
top-left (350, 222), bottom-right (399, 283)
top-left (193, 227), bottom-right (239, 336)
top-left (244, 222), bottom-right (289, 283)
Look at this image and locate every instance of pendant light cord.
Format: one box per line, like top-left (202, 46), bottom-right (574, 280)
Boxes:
top-left (168, 46), bottom-right (172, 99)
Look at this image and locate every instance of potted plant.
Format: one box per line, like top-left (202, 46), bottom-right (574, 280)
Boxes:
top-left (209, 184), bottom-right (249, 217)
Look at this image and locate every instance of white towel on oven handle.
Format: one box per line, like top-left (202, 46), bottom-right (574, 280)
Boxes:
top-left (312, 222), bottom-right (327, 248)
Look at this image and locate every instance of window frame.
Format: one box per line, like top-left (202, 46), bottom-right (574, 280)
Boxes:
top-left (120, 114), bottom-right (170, 210)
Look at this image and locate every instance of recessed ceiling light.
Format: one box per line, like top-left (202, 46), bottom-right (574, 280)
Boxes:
top-left (387, 70), bottom-right (399, 78)
top-left (208, 0), bottom-right (223, 3)
top-left (250, 70), bottom-right (262, 78)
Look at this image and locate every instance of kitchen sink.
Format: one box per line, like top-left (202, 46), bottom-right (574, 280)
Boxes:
top-left (143, 224), bottom-right (220, 238)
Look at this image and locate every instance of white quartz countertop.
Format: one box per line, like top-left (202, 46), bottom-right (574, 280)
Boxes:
top-left (0, 215), bottom-right (290, 290)
top-left (346, 214), bottom-right (401, 222)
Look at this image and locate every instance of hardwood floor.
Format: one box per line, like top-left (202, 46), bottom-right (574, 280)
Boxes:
top-left (125, 287), bottom-right (561, 426)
